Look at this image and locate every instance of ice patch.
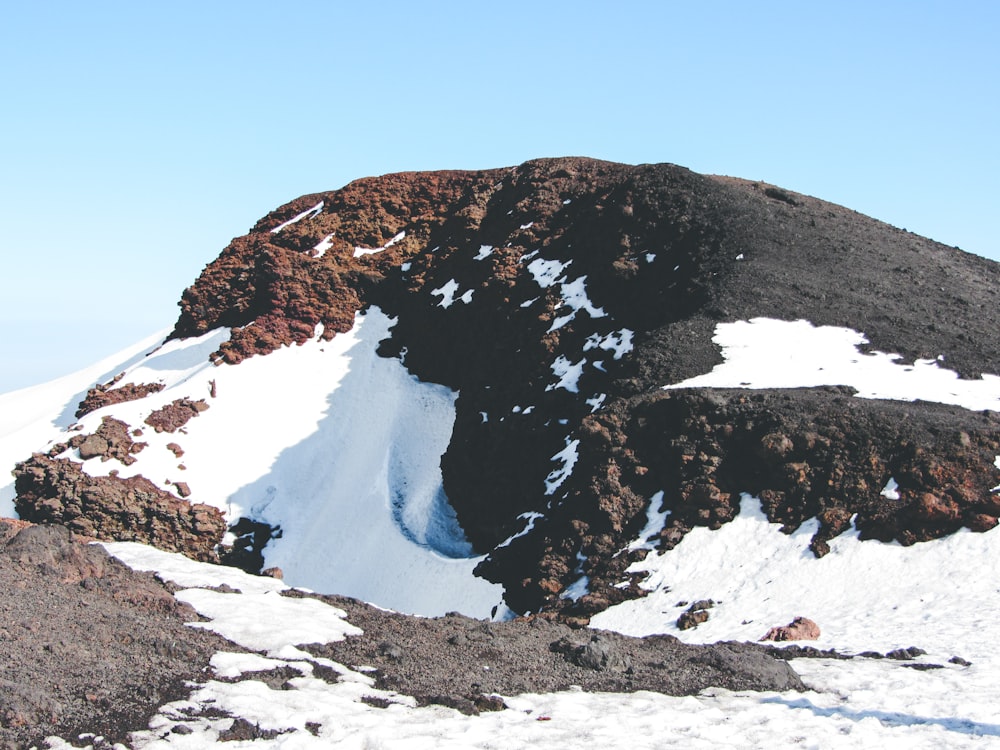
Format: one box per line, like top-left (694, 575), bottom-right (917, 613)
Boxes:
top-left (645, 253), bottom-right (656, 263)
top-left (665, 318), bottom-right (1000, 412)
top-left (474, 244), bottom-right (494, 260)
top-left (520, 222), bottom-right (534, 230)
top-left (270, 201), bottom-right (324, 233)
top-left (545, 437), bottom-right (579, 495)
top-left (585, 393), bottom-right (606, 412)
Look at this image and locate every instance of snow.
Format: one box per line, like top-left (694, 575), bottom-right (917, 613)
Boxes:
top-left (881, 477), bottom-right (901, 500)
top-left (544, 437), bottom-right (579, 495)
top-left (0, 329), bottom-right (169, 516)
top-left (473, 244), bottom-right (493, 260)
top-left (585, 393), bottom-right (606, 412)
top-left (548, 276), bottom-right (607, 332)
top-left (431, 279), bottom-right (461, 308)
top-left (354, 230), bottom-right (406, 257)
top-left (270, 201), bottom-right (323, 233)
top-left (583, 328), bottom-right (634, 360)
top-left (627, 490), bottom-right (669, 552)
top-left (176, 588), bottom-right (361, 654)
top-left (312, 233), bottom-right (335, 257)
top-left (545, 355), bottom-right (585, 393)
top-left (645, 252), bottom-right (656, 263)
top-left (496, 511), bottom-right (545, 548)
top-left (5, 309), bottom-right (502, 619)
top-left (592, 494), bottom-right (1000, 658)
top-left (527, 257), bottom-right (571, 288)
top-left (62, 503), bottom-right (1000, 748)
top-left (665, 318), bottom-right (1000, 412)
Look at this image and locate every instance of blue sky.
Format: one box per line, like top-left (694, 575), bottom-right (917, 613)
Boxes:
top-left (1, 1), bottom-right (997, 393)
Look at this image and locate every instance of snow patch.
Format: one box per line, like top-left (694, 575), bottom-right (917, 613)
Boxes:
top-left (545, 355), bottom-right (585, 393)
top-left (312, 234), bottom-right (335, 258)
top-left (548, 276), bottom-right (607, 332)
top-left (665, 318), bottom-right (1000, 412)
top-left (431, 279), bottom-right (473, 309)
top-left (270, 201), bottom-right (323, 233)
top-left (627, 491), bottom-right (669, 552)
top-left (881, 477), bottom-right (901, 500)
top-left (527, 257), bottom-right (571, 288)
top-left (544, 437), bottom-right (579, 495)
top-left (584, 329), bottom-right (634, 360)
top-left (354, 230), bottom-right (405, 258)
top-left (473, 244), bottom-right (494, 260)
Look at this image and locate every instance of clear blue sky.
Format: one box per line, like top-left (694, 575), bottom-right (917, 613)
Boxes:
top-left (1, 1), bottom-right (997, 393)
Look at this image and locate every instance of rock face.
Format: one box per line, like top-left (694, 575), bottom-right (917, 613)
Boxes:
top-left (13, 157), bottom-right (1000, 617)
top-left (13, 454), bottom-right (225, 561)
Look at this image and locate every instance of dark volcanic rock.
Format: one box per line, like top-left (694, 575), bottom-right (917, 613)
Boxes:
top-left (0, 519), bottom-right (234, 749)
top-left (299, 592), bottom-right (804, 714)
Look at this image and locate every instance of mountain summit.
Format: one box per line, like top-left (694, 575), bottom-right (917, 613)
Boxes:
top-left (9, 157), bottom-right (1000, 621)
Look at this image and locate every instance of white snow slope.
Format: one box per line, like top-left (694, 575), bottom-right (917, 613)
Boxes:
top-left (0, 308), bottom-right (502, 618)
top-left (3, 314), bottom-right (1000, 749)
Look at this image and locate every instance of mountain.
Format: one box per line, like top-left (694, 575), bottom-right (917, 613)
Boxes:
top-left (2, 157), bottom-right (999, 747)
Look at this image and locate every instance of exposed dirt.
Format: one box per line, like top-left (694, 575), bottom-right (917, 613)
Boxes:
top-left (0, 520), bottom-right (235, 749)
top-left (296, 591), bottom-right (803, 715)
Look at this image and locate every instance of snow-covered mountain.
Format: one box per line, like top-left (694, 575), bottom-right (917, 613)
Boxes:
top-left (2, 157), bottom-right (999, 748)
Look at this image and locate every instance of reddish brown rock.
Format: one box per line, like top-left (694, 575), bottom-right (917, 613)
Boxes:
top-left (67, 416), bottom-right (147, 465)
top-left (145, 398), bottom-right (210, 433)
top-left (12, 455), bottom-right (224, 562)
top-left (76, 375), bottom-right (166, 419)
top-left (761, 617), bottom-right (821, 642)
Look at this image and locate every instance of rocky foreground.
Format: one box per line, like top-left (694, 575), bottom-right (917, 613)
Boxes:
top-left (0, 519), bottom-right (806, 748)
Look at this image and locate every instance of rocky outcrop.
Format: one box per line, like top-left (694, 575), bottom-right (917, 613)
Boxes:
top-left (12, 455), bottom-right (225, 561)
top-left (145, 398), bottom-right (210, 433)
top-left (76, 373), bottom-right (165, 418)
top-left (14, 158), bottom-right (1000, 616)
top-left (56, 415), bottom-right (147, 465)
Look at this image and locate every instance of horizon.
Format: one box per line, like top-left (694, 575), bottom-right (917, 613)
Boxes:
top-left (2, 1), bottom-right (998, 394)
